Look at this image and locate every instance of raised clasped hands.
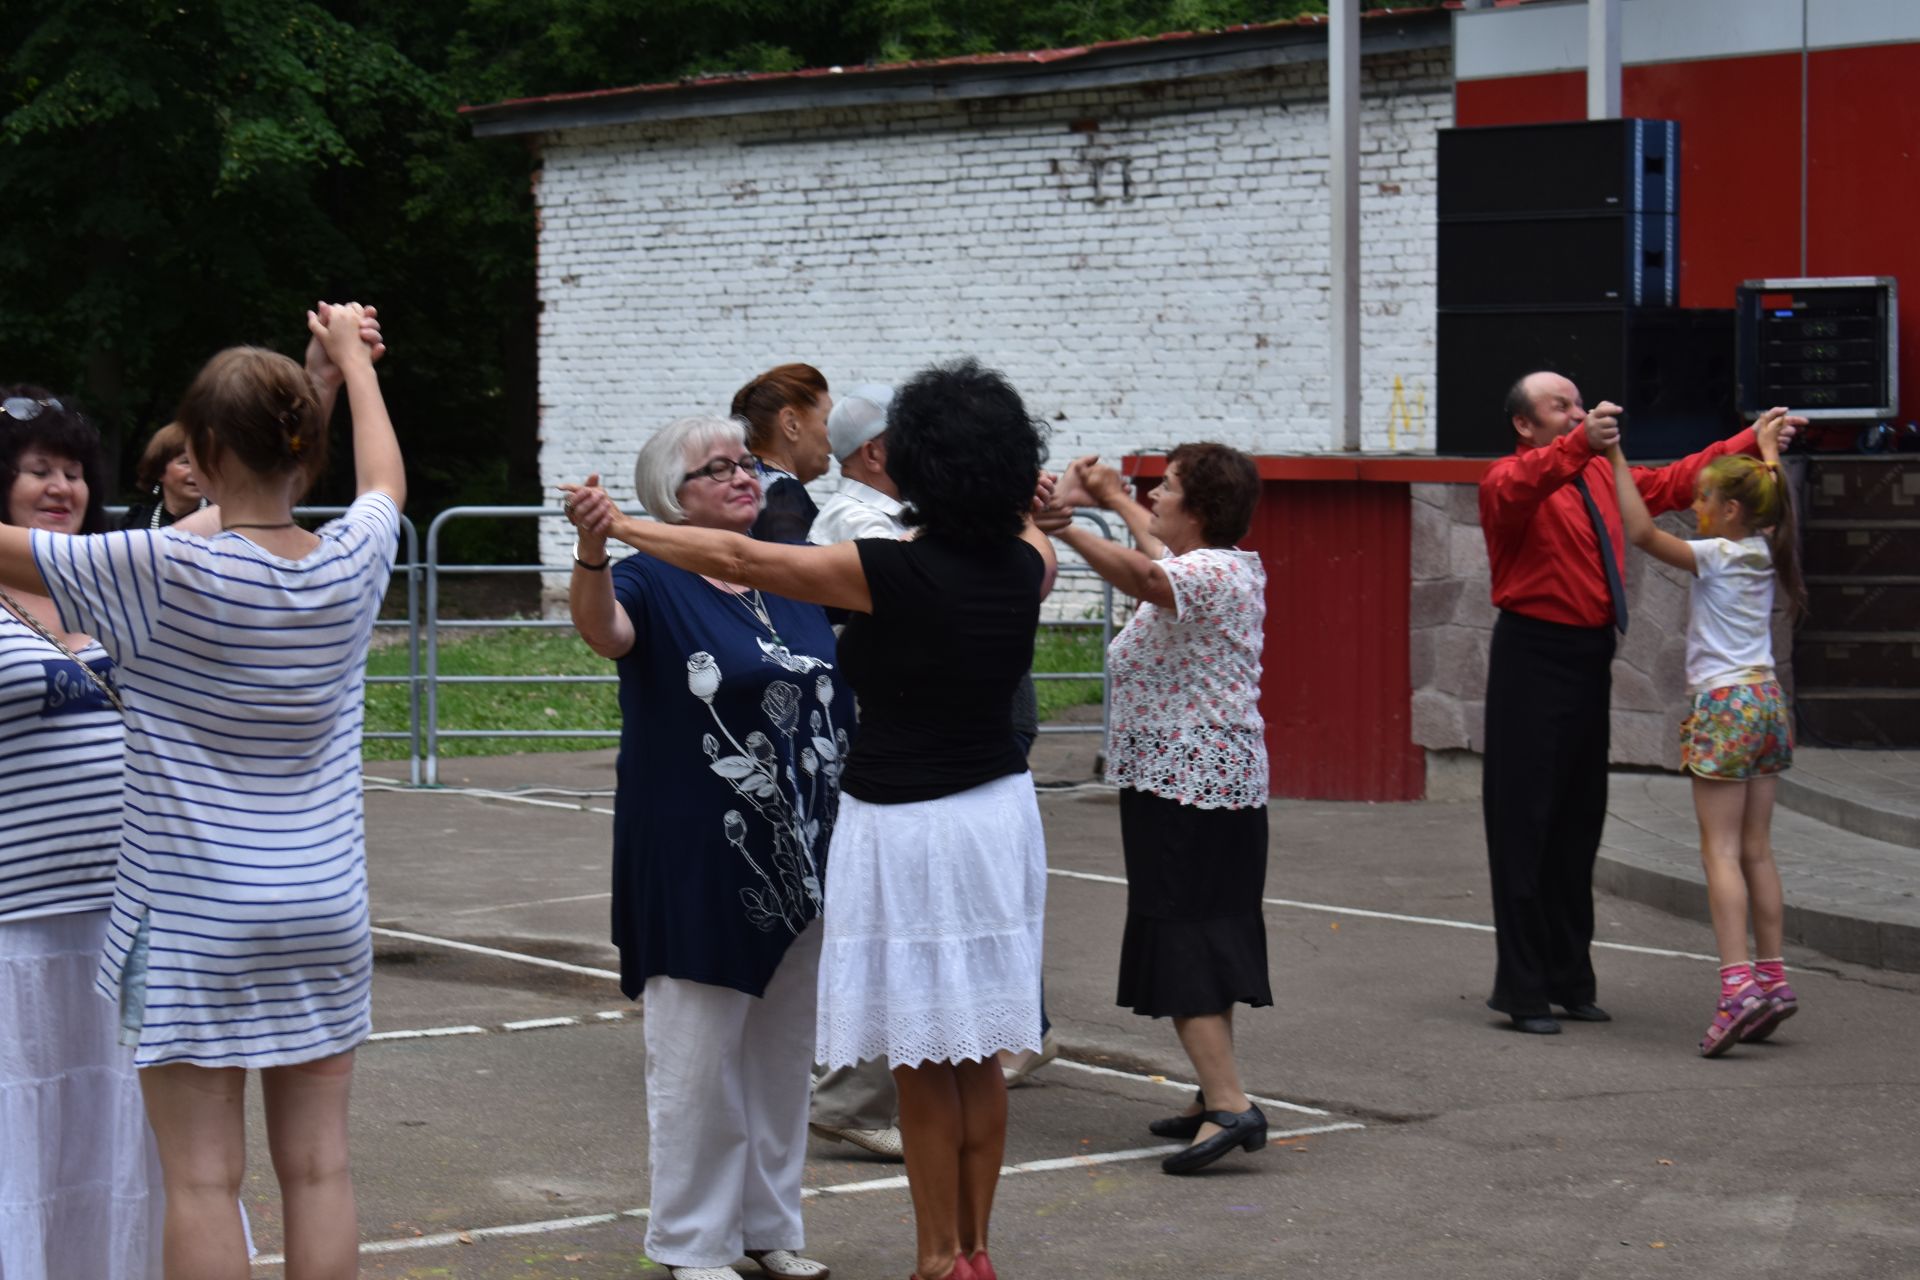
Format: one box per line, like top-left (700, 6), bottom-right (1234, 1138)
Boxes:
top-left (1049, 454), bottom-right (1128, 510)
top-left (304, 301), bottom-right (385, 388)
top-left (1583, 401), bottom-right (1623, 453)
top-left (558, 474), bottom-right (620, 538)
top-left (1751, 405), bottom-right (1804, 460)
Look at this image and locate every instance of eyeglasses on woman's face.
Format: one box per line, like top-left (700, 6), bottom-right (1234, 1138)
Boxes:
top-left (3, 396), bottom-right (62, 422)
top-left (681, 454), bottom-right (763, 485)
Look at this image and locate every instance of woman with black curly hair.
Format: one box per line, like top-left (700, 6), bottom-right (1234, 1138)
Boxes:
top-left (564, 357), bottom-right (1054, 1280)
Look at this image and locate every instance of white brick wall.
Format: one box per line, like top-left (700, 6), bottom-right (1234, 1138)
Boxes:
top-left (533, 49), bottom-right (1453, 597)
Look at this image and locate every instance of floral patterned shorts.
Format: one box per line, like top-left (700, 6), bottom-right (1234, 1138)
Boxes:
top-left (1680, 680), bottom-right (1794, 781)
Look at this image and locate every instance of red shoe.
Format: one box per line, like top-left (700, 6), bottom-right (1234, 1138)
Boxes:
top-left (914, 1256), bottom-right (976, 1280)
top-left (966, 1251), bottom-right (996, 1280)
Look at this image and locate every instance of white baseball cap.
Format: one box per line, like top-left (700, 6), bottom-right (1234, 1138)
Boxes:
top-left (827, 383), bottom-right (894, 462)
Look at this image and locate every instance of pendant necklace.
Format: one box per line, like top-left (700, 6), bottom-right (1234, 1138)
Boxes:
top-left (716, 581), bottom-right (783, 647)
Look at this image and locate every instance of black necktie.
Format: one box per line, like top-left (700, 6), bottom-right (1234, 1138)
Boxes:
top-left (1570, 473), bottom-right (1629, 633)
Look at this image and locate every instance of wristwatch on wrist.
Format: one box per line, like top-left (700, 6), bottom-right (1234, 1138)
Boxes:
top-left (573, 537), bottom-right (610, 571)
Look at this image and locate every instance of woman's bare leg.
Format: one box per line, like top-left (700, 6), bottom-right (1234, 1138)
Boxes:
top-left (952, 1056), bottom-right (1008, 1257)
top-left (894, 1061), bottom-right (962, 1279)
top-left (141, 1063), bottom-right (250, 1280)
top-left (1172, 1012), bottom-right (1252, 1144)
top-left (262, 1050), bottom-right (358, 1280)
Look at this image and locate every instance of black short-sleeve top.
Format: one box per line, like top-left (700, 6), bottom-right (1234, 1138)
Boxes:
top-left (836, 534), bottom-right (1044, 804)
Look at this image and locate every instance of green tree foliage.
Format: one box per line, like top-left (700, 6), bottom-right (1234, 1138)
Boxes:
top-left (1, 0), bottom-right (1324, 546)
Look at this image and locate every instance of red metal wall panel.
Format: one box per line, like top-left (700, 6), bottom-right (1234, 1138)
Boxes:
top-left (1248, 480), bottom-right (1424, 801)
top-left (1625, 55), bottom-right (1804, 311)
top-left (1807, 42), bottom-right (1920, 412)
top-left (1453, 70), bottom-right (1584, 128)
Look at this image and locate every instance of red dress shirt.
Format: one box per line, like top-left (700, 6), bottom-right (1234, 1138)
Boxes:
top-left (1478, 426), bottom-right (1760, 629)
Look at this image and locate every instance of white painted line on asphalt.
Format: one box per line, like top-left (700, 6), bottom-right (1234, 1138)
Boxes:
top-left (250, 1121), bottom-right (1362, 1266)
top-left (1046, 867), bottom-right (1723, 963)
top-left (1003, 1122), bottom-right (1367, 1177)
top-left (366, 1024), bottom-right (486, 1042)
top-left (595, 1009), bottom-right (627, 1021)
top-left (446, 890), bottom-right (614, 917)
top-left (253, 1207), bottom-right (648, 1265)
top-left (502, 1016), bottom-right (580, 1031)
top-left (1049, 1058), bottom-right (1332, 1117)
top-left (368, 784), bottom-right (1728, 965)
top-left (370, 925), bottom-right (623, 981)
top-left (362, 778), bottom-right (615, 817)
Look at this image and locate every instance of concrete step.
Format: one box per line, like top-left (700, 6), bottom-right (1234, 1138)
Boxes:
top-left (1598, 771), bottom-right (1920, 973)
top-left (1774, 746), bottom-right (1920, 849)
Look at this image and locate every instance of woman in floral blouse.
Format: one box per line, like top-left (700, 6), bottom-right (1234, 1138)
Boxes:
top-left (1044, 442), bottom-right (1271, 1176)
top-left (567, 415), bottom-right (846, 1280)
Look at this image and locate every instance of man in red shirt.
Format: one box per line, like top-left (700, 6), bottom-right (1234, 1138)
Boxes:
top-left (1478, 371), bottom-right (1790, 1034)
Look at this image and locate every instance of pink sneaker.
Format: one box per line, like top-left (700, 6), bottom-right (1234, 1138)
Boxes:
top-left (1700, 982), bottom-right (1768, 1057)
top-left (1740, 979), bottom-right (1799, 1043)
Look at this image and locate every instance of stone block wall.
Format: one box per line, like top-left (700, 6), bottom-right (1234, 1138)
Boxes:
top-left (1410, 481), bottom-right (1797, 771)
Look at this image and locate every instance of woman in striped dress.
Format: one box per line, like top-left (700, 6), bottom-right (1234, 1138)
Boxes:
top-left (0, 388), bottom-right (164, 1279)
top-left (0, 302), bottom-right (401, 1279)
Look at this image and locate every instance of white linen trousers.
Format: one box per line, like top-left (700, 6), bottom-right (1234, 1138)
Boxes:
top-left (643, 918), bottom-right (822, 1269)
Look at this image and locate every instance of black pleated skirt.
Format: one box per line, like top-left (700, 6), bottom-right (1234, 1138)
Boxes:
top-left (1115, 787), bottom-right (1273, 1019)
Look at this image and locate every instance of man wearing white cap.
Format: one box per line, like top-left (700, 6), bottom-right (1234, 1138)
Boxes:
top-left (807, 384), bottom-right (907, 545)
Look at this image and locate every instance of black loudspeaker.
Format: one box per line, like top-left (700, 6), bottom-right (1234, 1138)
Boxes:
top-left (1438, 213), bottom-right (1677, 308)
top-left (1437, 308), bottom-right (1737, 458)
top-left (1438, 119), bottom-right (1679, 218)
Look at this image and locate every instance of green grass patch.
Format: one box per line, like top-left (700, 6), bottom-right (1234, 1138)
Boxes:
top-left (364, 627), bottom-right (619, 760)
top-left (364, 622), bottom-right (1110, 760)
top-left (1032, 624), bottom-right (1108, 722)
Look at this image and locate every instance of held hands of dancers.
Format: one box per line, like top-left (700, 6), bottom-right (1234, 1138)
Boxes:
top-left (1050, 454), bottom-right (1127, 511)
top-left (305, 302), bottom-right (383, 380)
top-left (560, 475), bottom-right (620, 539)
top-left (1583, 401), bottom-right (1623, 453)
top-left (1752, 405), bottom-right (1796, 464)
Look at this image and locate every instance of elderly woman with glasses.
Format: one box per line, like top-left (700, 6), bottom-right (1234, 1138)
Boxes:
top-left (567, 415), bottom-right (847, 1280)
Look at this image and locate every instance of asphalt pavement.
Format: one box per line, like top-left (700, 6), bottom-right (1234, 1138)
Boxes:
top-left (235, 739), bottom-right (1920, 1279)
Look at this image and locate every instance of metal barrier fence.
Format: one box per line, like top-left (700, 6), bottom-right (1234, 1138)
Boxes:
top-left (108, 503), bottom-right (1116, 786)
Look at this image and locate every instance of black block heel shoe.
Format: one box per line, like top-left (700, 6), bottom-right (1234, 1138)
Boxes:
top-left (1160, 1104), bottom-right (1268, 1176)
top-left (1147, 1089), bottom-right (1206, 1140)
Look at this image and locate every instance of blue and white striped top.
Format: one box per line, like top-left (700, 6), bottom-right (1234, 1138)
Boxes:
top-left (0, 613), bottom-right (122, 923)
top-left (31, 492), bottom-right (400, 1069)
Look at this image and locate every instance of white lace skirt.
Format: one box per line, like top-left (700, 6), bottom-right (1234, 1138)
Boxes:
top-left (816, 771), bottom-right (1047, 1070)
top-left (0, 909), bottom-right (164, 1280)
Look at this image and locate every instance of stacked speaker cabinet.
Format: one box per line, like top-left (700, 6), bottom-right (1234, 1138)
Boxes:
top-left (1436, 119), bottom-right (1735, 458)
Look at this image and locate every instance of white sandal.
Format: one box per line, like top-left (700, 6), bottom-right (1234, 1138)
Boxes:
top-left (668, 1268), bottom-right (743, 1280)
top-left (747, 1248), bottom-right (831, 1280)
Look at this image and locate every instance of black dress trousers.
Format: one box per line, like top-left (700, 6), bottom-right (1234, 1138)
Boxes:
top-left (1482, 610), bottom-right (1617, 1017)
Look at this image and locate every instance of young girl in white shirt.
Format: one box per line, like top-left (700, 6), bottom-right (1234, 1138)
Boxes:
top-left (1610, 408), bottom-right (1806, 1057)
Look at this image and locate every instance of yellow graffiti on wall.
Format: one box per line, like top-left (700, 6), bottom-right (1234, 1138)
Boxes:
top-left (1387, 375), bottom-right (1427, 451)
